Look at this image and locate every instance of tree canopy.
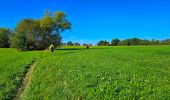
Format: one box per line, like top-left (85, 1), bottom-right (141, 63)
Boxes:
top-left (111, 38), bottom-right (120, 46)
top-left (0, 28), bottom-right (11, 48)
top-left (10, 11), bottom-right (71, 50)
top-left (97, 40), bottom-right (110, 46)
top-left (97, 38), bottom-right (170, 46)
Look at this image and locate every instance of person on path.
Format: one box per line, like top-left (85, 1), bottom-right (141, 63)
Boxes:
top-left (86, 45), bottom-right (89, 49)
top-left (49, 44), bottom-right (54, 54)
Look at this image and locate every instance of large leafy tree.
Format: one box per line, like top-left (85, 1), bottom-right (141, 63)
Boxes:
top-left (130, 38), bottom-right (141, 45)
top-left (97, 40), bottom-right (110, 46)
top-left (0, 28), bottom-right (11, 48)
top-left (111, 38), bottom-right (120, 46)
top-left (10, 11), bottom-right (71, 50)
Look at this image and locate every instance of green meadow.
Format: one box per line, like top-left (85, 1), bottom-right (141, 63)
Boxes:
top-left (0, 46), bottom-right (170, 99)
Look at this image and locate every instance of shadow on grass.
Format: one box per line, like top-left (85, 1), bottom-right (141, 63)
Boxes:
top-left (88, 47), bottom-right (109, 50)
top-left (52, 47), bottom-right (111, 56)
top-left (57, 47), bottom-right (110, 51)
top-left (57, 48), bottom-right (86, 50)
top-left (52, 48), bottom-right (89, 56)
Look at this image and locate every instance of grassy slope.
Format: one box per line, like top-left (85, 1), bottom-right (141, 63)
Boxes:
top-left (20, 46), bottom-right (170, 99)
top-left (0, 48), bottom-right (48, 99)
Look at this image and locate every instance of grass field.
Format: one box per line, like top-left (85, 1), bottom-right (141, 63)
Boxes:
top-left (0, 46), bottom-right (170, 99)
top-left (0, 49), bottom-right (48, 99)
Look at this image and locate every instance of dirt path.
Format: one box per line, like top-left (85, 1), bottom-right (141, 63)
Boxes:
top-left (14, 59), bottom-right (37, 100)
top-left (14, 55), bottom-right (49, 100)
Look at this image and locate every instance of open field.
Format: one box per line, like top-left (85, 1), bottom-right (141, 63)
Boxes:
top-left (0, 49), bottom-right (48, 99)
top-left (0, 46), bottom-right (170, 99)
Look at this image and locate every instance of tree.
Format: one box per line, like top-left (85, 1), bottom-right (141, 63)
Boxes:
top-left (130, 38), bottom-right (141, 45)
top-left (164, 39), bottom-right (170, 45)
top-left (97, 40), bottom-right (110, 46)
top-left (83, 43), bottom-right (88, 46)
top-left (10, 19), bottom-right (36, 50)
top-left (117, 38), bottom-right (167, 46)
top-left (15, 33), bottom-right (27, 51)
top-left (67, 41), bottom-right (74, 46)
top-left (0, 28), bottom-right (11, 48)
top-left (10, 11), bottom-right (71, 50)
top-left (74, 42), bottom-right (80, 46)
top-left (140, 39), bottom-right (150, 45)
top-left (111, 38), bottom-right (120, 46)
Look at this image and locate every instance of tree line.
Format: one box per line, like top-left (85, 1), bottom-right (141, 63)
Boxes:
top-left (61, 41), bottom-right (93, 46)
top-left (97, 38), bottom-right (170, 46)
top-left (0, 11), bottom-right (71, 50)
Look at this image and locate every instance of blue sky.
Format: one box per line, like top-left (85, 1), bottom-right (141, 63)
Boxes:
top-left (0, 0), bottom-right (170, 44)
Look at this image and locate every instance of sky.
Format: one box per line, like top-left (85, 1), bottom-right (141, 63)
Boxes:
top-left (0, 0), bottom-right (170, 44)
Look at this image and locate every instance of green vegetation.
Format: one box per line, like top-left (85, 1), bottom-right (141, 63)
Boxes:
top-left (0, 28), bottom-right (11, 48)
top-left (0, 11), bottom-right (71, 51)
top-left (0, 48), bottom-right (48, 99)
top-left (97, 38), bottom-right (170, 46)
top-left (1, 46), bottom-right (170, 99)
top-left (10, 11), bottom-right (71, 50)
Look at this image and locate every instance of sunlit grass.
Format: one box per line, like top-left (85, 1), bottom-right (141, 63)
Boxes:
top-left (20, 46), bottom-right (170, 99)
top-left (0, 49), bottom-right (48, 99)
